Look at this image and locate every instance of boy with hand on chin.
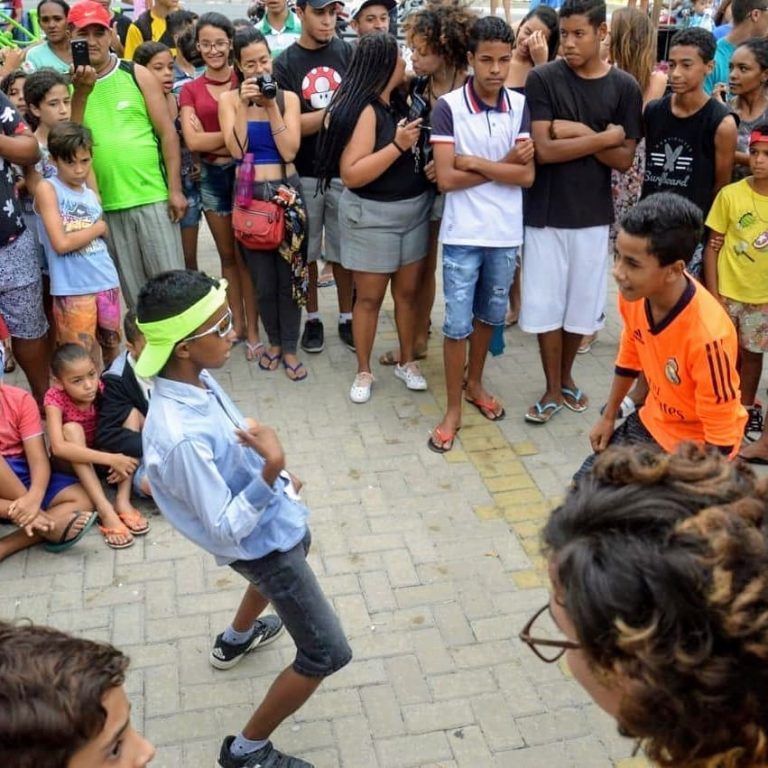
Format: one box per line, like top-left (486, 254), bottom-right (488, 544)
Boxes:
top-left (520, 0), bottom-right (642, 425)
top-left (136, 270), bottom-right (351, 768)
top-left (428, 16), bottom-right (534, 453)
top-left (575, 193), bottom-right (747, 482)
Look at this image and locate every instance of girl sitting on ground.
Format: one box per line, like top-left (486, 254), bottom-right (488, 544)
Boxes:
top-left (44, 344), bottom-right (149, 550)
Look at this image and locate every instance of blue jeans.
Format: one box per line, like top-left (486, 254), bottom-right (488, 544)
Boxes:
top-left (229, 530), bottom-right (352, 678)
top-left (442, 244), bottom-right (518, 340)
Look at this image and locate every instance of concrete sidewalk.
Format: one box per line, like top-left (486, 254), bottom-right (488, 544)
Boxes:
top-left (1, 229), bottom-right (645, 767)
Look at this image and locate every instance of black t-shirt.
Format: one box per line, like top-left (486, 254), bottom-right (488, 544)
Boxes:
top-left (0, 93), bottom-right (27, 246)
top-left (524, 60), bottom-right (643, 229)
top-left (273, 37), bottom-right (353, 178)
top-left (641, 95), bottom-right (734, 216)
top-left (355, 101), bottom-right (428, 202)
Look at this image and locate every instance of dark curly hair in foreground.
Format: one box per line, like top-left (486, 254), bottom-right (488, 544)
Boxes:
top-left (544, 443), bottom-right (768, 768)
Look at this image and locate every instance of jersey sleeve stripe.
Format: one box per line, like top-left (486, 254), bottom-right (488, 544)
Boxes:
top-left (717, 339), bottom-right (738, 401)
top-left (705, 342), bottom-right (723, 404)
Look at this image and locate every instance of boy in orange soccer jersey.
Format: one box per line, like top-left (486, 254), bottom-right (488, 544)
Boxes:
top-left (574, 192), bottom-right (747, 481)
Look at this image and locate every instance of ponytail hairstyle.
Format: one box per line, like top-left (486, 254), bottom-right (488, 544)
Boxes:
top-left (735, 36), bottom-right (768, 81)
top-left (315, 32), bottom-right (399, 189)
top-left (402, 0), bottom-right (478, 71)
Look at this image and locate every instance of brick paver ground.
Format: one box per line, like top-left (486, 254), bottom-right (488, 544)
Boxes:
top-left (2, 227), bottom-right (650, 767)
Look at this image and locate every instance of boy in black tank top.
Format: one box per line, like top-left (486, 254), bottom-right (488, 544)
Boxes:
top-left (642, 27), bottom-right (737, 218)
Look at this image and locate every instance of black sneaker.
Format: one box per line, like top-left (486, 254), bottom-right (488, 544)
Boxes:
top-left (218, 736), bottom-right (314, 768)
top-left (209, 615), bottom-right (284, 670)
top-left (338, 320), bottom-right (355, 351)
top-left (300, 319), bottom-right (324, 353)
top-left (745, 404), bottom-right (764, 441)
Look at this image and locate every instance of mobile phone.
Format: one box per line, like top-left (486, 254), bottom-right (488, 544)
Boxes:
top-left (407, 93), bottom-right (428, 123)
top-left (71, 39), bottom-right (90, 68)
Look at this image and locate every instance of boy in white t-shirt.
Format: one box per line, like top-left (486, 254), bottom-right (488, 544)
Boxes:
top-left (428, 16), bottom-right (534, 453)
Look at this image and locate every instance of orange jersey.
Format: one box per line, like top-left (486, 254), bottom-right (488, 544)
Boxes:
top-left (616, 279), bottom-right (747, 453)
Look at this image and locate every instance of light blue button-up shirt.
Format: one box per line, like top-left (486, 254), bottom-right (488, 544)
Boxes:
top-left (142, 371), bottom-right (308, 565)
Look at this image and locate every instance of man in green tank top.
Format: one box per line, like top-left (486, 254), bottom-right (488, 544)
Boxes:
top-left (69, 0), bottom-right (187, 307)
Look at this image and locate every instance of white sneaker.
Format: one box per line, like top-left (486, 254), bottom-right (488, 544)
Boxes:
top-left (350, 371), bottom-right (374, 403)
top-left (394, 362), bottom-right (428, 391)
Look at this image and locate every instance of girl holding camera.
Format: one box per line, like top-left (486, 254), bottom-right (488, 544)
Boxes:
top-left (219, 28), bottom-right (308, 381)
top-left (180, 13), bottom-right (262, 361)
top-left (317, 33), bottom-right (433, 404)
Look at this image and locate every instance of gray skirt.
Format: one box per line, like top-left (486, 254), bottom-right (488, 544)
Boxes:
top-left (339, 188), bottom-right (433, 273)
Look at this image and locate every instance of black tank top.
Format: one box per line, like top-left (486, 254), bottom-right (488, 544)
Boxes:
top-left (355, 100), bottom-right (428, 203)
top-left (642, 95), bottom-right (734, 215)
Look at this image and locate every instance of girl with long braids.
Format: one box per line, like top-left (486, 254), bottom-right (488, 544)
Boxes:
top-left (317, 33), bottom-right (433, 404)
top-left (524, 442), bottom-right (768, 768)
top-left (375, 0), bottom-right (476, 368)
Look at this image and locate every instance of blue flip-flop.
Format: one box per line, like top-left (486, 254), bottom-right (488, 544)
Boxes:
top-left (525, 401), bottom-right (563, 424)
top-left (561, 387), bottom-right (589, 413)
top-left (44, 510), bottom-right (98, 553)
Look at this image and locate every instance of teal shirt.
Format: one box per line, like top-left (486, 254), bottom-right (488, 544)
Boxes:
top-left (704, 37), bottom-right (736, 95)
top-left (257, 12), bottom-right (301, 59)
top-left (24, 42), bottom-right (70, 74)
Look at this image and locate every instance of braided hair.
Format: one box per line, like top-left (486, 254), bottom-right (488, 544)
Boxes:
top-left (315, 32), bottom-right (399, 190)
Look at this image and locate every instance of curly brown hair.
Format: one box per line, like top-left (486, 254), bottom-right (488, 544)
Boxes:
top-left (543, 443), bottom-right (768, 768)
top-left (402, 0), bottom-right (478, 71)
top-left (0, 621), bottom-right (129, 767)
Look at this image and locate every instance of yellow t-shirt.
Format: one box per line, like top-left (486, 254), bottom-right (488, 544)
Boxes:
top-left (706, 177), bottom-right (768, 304)
top-left (124, 11), bottom-right (170, 61)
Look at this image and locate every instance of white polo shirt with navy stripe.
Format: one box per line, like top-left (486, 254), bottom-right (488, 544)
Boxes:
top-left (431, 78), bottom-right (530, 247)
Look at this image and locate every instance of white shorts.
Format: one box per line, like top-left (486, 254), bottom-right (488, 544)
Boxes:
top-left (519, 225), bottom-right (609, 335)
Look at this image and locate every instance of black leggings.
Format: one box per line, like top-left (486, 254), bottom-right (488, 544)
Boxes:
top-left (244, 247), bottom-right (301, 354)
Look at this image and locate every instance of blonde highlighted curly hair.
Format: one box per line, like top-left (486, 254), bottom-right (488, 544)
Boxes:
top-left (544, 443), bottom-right (768, 768)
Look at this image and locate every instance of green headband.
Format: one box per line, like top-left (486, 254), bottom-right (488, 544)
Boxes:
top-left (135, 280), bottom-right (229, 378)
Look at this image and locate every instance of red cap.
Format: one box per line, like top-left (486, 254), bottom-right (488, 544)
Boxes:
top-left (68, 1), bottom-right (111, 29)
top-left (750, 130), bottom-right (768, 147)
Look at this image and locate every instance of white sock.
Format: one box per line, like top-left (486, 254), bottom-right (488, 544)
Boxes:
top-left (339, 312), bottom-right (352, 323)
top-left (230, 733), bottom-right (268, 757)
top-left (222, 624), bottom-right (252, 644)
top-left (306, 312), bottom-right (320, 321)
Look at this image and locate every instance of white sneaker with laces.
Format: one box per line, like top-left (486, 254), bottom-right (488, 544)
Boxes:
top-left (350, 371), bottom-right (375, 403)
top-left (394, 362), bottom-right (428, 391)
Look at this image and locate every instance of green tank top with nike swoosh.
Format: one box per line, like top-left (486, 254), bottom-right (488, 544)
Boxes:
top-left (83, 58), bottom-right (168, 212)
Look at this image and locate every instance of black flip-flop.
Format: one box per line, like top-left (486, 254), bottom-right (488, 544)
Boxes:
top-left (44, 510), bottom-right (98, 553)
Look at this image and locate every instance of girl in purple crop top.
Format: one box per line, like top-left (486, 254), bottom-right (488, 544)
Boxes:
top-left (219, 28), bottom-right (309, 381)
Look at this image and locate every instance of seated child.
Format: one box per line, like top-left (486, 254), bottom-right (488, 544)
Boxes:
top-left (34, 121), bottom-right (122, 369)
top-left (96, 311), bottom-right (152, 500)
top-left (44, 344), bottom-right (150, 550)
top-left (706, 123), bottom-right (768, 461)
top-left (137, 270), bottom-right (351, 767)
top-left (0, 346), bottom-right (94, 562)
top-left (575, 192), bottom-right (748, 481)
top-left (0, 620), bottom-right (155, 767)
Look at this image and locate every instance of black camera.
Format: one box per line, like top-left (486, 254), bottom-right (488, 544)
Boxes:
top-left (255, 74), bottom-right (277, 99)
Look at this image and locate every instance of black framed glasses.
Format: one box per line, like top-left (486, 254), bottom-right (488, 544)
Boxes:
top-left (182, 308), bottom-right (234, 343)
top-left (519, 603), bottom-right (582, 663)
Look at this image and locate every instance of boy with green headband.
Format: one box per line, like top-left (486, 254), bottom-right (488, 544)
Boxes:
top-left (136, 270), bottom-right (351, 768)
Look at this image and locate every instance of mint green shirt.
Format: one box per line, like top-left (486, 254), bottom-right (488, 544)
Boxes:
top-left (25, 42), bottom-right (70, 74)
top-left (257, 11), bottom-right (301, 59)
top-left (704, 37), bottom-right (736, 95)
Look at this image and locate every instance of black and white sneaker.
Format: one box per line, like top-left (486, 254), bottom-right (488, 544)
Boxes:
top-left (209, 615), bottom-right (284, 670)
top-left (745, 404), bottom-right (764, 442)
top-left (338, 320), bottom-right (355, 351)
top-left (300, 319), bottom-right (324, 353)
top-left (218, 736), bottom-right (314, 768)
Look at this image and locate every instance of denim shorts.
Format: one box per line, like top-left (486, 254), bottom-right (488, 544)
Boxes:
top-left (200, 159), bottom-right (237, 216)
top-left (229, 530), bottom-right (352, 678)
top-left (180, 173), bottom-right (202, 229)
top-left (442, 244), bottom-right (518, 340)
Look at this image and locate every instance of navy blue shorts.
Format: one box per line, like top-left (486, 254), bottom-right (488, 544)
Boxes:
top-left (6, 455), bottom-right (79, 509)
top-left (229, 530), bottom-right (352, 678)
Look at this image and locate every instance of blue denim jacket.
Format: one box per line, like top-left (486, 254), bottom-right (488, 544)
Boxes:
top-left (142, 371), bottom-right (308, 565)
